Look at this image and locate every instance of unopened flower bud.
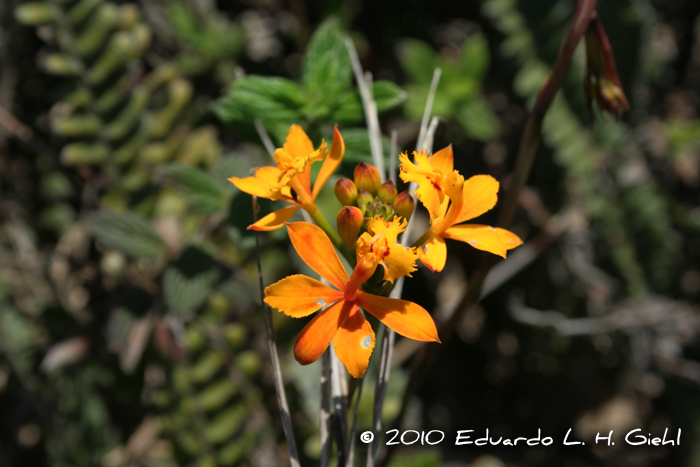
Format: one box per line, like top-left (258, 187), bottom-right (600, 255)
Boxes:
top-left (377, 180), bottom-right (398, 203)
top-left (334, 177), bottom-right (358, 205)
top-left (356, 189), bottom-right (374, 211)
top-left (353, 162), bottom-right (382, 195)
top-left (337, 206), bottom-right (364, 252)
top-left (393, 191), bottom-right (415, 220)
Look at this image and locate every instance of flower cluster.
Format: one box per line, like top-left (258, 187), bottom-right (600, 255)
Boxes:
top-left (231, 125), bottom-right (522, 378)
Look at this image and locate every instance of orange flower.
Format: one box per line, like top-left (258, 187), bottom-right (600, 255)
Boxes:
top-left (356, 216), bottom-right (418, 283)
top-left (264, 222), bottom-right (439, 378)
top-left (229, 124), bottom-right (344, 231)
top-left (399, 146), bottom-right (455, 219)
top-left (400, 146), bottom-right (523, 272)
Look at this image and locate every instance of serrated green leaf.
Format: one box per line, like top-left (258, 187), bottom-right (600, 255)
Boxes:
top-left (457, 34), bottom-right (490, 79)
top-left (160, 164), bottom-right (228, 214)
top-left (85, 210), bottom-right (167, 258)
top-left (214, 76), bottom-right (305, 125)
top-left (397, 39), bottom-right (438, 84)
top-left (163, 266), bottom-right (217, 316)
top-left (341, 128), bottom-right (392, 164)
top-left (302, 18), bottom-right (352, 102)
top-left (456, 97), bottom-right (500, 142)
top-left (331, 81), bottom-right (407, 124)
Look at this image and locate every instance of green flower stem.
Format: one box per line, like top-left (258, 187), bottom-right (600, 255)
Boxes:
top-left (305, 203), bottom-right (355, 265)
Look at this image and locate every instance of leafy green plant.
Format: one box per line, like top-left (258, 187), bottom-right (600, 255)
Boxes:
top-left (215, 18), bottom-right (406, 144)
top-left (399, 35), bottom-right (499, 142)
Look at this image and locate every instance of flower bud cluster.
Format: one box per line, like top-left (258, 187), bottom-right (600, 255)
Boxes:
top-left (334, 163), bottom-right (415, 235)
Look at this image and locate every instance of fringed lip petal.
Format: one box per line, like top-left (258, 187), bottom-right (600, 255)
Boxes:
top-left (454, 175), bottom-right (500, 224)
top-left (294, 300), bottom-right (352, 365)
top-left (418, 235), bottom-right (447, 273)
top-left (286, 222), bottom-right (350, 290)
top-left (356, 291), bottom-right (440, 343)
top-left (332, 304), bottom-right (375, 378)
top-left (312, 125), bottom-right (345, 200)
top-left (248, 205), bottom-right (301, 231)
top-left (443, 224), bottom-right (523, 258)
top-left (356, 216), bottom-right (418, 284)
top-left (264, 275), bottom-right (343, 317)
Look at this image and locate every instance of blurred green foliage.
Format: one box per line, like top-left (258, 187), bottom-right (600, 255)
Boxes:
top-left (399, 35), bottom-right (499, 141)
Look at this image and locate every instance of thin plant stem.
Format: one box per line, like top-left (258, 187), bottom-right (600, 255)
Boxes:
top-left (416, 68), bottom-right (442, 151)
top-left (252, 196), bottom-right (301, 467)
top-left (389, 129), bottom-right (398, 184)
top-left (254, 118), bottom-right (276, 157)
top-left (367, 326), bottom-right (395, 467)
top-left (331, 345), bottom-right (349, 465)
top-left (320, 348), bottom-right (333, 467)
top-left (381, 1), bottom-right (600, 465)
top-left (346, 37), bottom-right (385, 177)
top-left (346, 375), bottom-right (365, 467)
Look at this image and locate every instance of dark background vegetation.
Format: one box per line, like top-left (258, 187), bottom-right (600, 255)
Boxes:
top-left (1, 0), bottom-right (700, 466)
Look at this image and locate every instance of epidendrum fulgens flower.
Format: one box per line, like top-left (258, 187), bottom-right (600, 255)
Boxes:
top-left (229, 124), bottom-right (344, 231)
top-left (400, 146), bottom-right (523, 272)
top-left (264, 222), bottom-right (439, 378)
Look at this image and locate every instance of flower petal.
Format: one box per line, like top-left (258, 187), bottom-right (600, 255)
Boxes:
top-left (254, 166), bottom-right (295, 201)
top-left (312, 125), bottom-right (345, 200)
top-left (442, 224), bottom-right (523, 258)
top-left (283, 124), bottom-right (315, 161)
top-left (228, 175), bottom-right (274, 199)
top-left (264, 274), bottom-right (343, 317)
top-left (454, 175), bottom-right (500, 224)
top-left (333, 304), bottom-right (375, 378)
top-left (357, 292), bottom-right (440, 343)
top-left (429, 145), bottom-right (453, 174)
top-left (287, 222), bottom-right (350, 290)
top-left (295, 300), bottom-right (351, 365)
top-left (419, 235), bottom-right (447, 272)
top-left (248, 205), bottom-right (300, 231)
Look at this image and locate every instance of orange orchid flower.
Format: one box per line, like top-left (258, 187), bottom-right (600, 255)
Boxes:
top-left (356, 216), bottom-right (419, 284)
top-left (400, 146), bottom-right (523, 272)
top-left (264, 222), bottom-right (439, 378)
top-left (229, 124), bottom-right (345, 231)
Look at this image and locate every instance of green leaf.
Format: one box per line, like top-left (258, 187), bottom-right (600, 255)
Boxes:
top-left (163, 247), bottom-right (219, 316)
top-left (456, 97), bottom-right (500, 142)
top-left (86, 210), bottom-right (167, 258)
top-left (302, 18), bottom-right (352, 102)
top-left (163, 267), bottom-right (217, 316)
top-left (457, 34), bottom-right (490, 79)
top-left (341, 128), bottom-right (392, 164)
top-left (214, 76), bottom-right (306, 125)
top-left (331, 81), bottom-right (407, 124)
top-left (160, 164), bottom-right (228, 214)
top-left (404, 84), bottom-right (455, 120)
top-left (397, 39), bottom-right (438, 84)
